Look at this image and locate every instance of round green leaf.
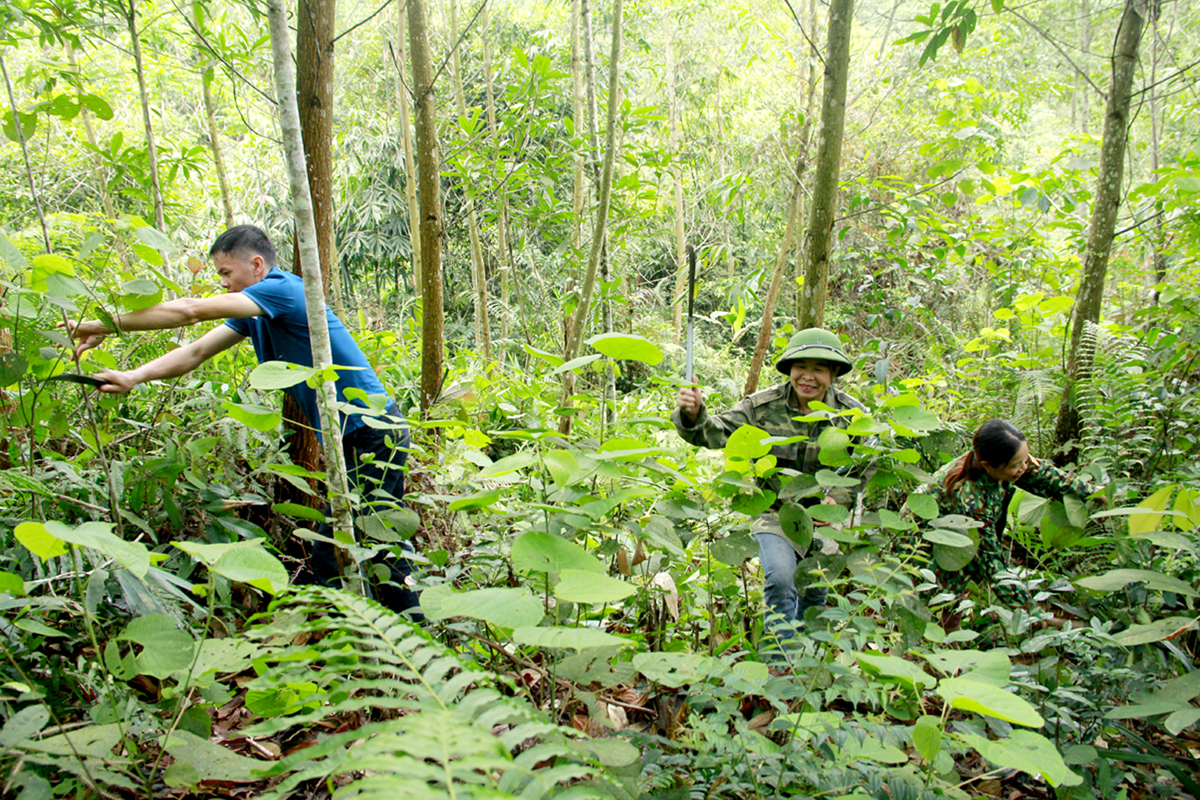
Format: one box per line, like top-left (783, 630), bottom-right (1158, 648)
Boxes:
top-left (512, 626), bottom-right (633, 650)
top-left (913, 715), bottom-right (942, 763)
top-left (922, 529), bottom-right (974, 547)
top-left (1074, 569), bottom-right (1199, 598)
top-left (421, 586), bottom-right (544, 628)
top-left (221, 401), bottom-right (282, 432)
top-left (709, 534), bottom-right (758, 566)
top-left (815, 469), bottom-right (860, 488)
top-left (448, 489), bottom-right (501, 511)
top-left (249, 361), bottom-right (319, 390)
top-left (585, 332), bottom-right (663, 365)
top-left (511, 531), bottom-right (605, 574)
top-left (967, 730), bottom-right (1081, 788)
top-left (554, 569), bottom-right (636, 604)
top-left (938, 678), bottom-right (1044, 727)
top-left (905, 493), bottom-right (940, 520)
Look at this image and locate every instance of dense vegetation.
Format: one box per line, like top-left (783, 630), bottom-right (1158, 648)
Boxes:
top-left (0, 0), bottom-right (1198, 797)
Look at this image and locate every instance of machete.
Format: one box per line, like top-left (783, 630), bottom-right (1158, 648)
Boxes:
top-left (684, 243), bottom-right (697, 384)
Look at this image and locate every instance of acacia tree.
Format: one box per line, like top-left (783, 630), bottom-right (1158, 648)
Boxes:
top-left (1053, 0), bottom-right (1149, 460)
top-left (297, 0), bottom-right (337, 297)
top-left (797, 0), bottom-right (853, 330)
top-left (264, 0), bottom-right (357, 593)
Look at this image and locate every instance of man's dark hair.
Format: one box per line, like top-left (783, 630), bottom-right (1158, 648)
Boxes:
top-left (209, 225), bottom-right (278, 267)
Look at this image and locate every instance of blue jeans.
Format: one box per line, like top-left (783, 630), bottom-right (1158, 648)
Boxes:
top-left (754, 531), bottom-right (827, 636)
top-left (311, 406), bottom-right (421, 617)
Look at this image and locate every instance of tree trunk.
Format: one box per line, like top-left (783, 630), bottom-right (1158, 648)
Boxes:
top-left (558, 0), bottom-right (624, 434)
top-left (297, 0), bottom-right (337, 299)
top-left (409, 0), bottom-right (445, 412)
top-left (481, 3), bottom-right (511, 355)
top-left (1052, 0), bottom-right (1147, 462)
top-left (744, 178), bottom-right (803, 397)
top-left (798, 0), bottom-right (854, 330)
top-left (200, 66), bottom-right (236, 230)
top-left (127, 0), bottom-right (167, 275)
top-left (265, 0), bottom-right (358, 595)
top-left (66, 48), bottom-right (122, 237)
top-left (1077, 0), bottom-right (1094, 134)
top-left (667, 24), bottom-right (687, 345)
top-left (795, 0), bottom-right (821, 320)
top-left (570, 0), bottom-right (586, 252)
top-left (450, 0), bottom-right (492, 363)
top-left (394, 1), bottom-right (422, 298)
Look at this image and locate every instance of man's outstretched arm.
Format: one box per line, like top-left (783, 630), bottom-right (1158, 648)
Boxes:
top-left (69, 294), bottom-right (263, 359)
top-left (94, 324), bottom-right (247, 394)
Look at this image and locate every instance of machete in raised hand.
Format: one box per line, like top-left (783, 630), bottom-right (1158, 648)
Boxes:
top-left (685, 243), bottom-right (697, 384)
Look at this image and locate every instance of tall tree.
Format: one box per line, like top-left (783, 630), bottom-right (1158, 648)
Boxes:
top-left (1053, 0), bottom-right (1149, 461)
top-left (125, 0), bottom-right (166, 239)
top-left (744, 176), bottom-right (804, 396)
top-left (482, 3), bottom-right (511, 353)
top-left (797, 0), bottom-right (854, 330)
top-left (393, 0), bottom-right (422, 297)
top-left (450, 0), bottom-right (492, 362)
top-left (296, 0), bottom-right (337, 296)
top-left (667, 21), bottom-right (688, 345)
top-left (558, 0), bottom-right (623, 434)
top-left (264, 0), bottom-right (358, 593)
top-left (409, 0), bottom-right (445, 412)
top-left (191, 4), bottom-right (235, 229)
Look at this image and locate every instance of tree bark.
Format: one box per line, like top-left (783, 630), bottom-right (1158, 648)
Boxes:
top-left (481, 3), bottom-right (511, 354)
top-left (200, 65), bottom-right (236, 230)
top-left (450, 0), bottom-right (492, 363)
top-left (409, 0), bottom-right (445, 412)
top-left (297, 0), bottom-right (337, 297)
top-left (798, 0), bottom-right (854, 330)
top-left (558, 0), bottom-right (623, 434)
top-left (127, 0), bottom-right (167, 281)
top-left (265, 0), bottom-right (358, 595)
top-left (66, 48), bottom-right (122, 237)
top-left (1052, 0), bottom-right (1147, 462)
top-left (394, 1), bottom-right (422, 298)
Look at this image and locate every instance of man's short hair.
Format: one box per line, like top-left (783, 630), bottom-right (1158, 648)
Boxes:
top-left (209, 225), bottom-right (278, 267)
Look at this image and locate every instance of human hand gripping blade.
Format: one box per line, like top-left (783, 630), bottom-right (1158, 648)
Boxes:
top-left (685, 243), bottom-right (697, 383)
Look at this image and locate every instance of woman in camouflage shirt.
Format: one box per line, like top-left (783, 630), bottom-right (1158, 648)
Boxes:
top-left (913, 418), bottom-right (1097, 604)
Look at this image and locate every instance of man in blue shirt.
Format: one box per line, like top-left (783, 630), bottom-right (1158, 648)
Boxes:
top-left (70, 225), bottom-right (418, 615)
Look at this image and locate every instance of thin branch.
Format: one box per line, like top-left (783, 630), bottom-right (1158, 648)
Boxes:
top-left (170, 0), bottom-right (277, 106)
top-left (335, 0), bottom-right (402, 44)
top-left (1009, 8), bottom-right (1106, 100)
top-left (834, 169), bottom-right (963, 223)
top-left (1131, 56), bottom-right (1200, 98)
top-left (431, 0), bottom-right (488, 89)
top-left (781, 0), bottom-right (825, 71)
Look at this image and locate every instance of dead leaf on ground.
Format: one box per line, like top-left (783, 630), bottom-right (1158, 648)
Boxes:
top-left (748, 710), bottom-right (775, 732)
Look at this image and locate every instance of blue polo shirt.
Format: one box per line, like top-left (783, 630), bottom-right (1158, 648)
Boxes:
top-left (224, 268), bottom-right (391, 438)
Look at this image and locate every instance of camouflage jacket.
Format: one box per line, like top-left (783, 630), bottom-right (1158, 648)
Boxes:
top-left (671, 382), bottom-right (869, 507)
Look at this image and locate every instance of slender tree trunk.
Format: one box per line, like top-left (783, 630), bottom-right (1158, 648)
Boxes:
top-left (1053, 0), bottom-right (1148, 461)
top-left (409, 0), bottom-right (445, 412)
top-left (0, 52), bottom-right (50, 251)
top-left (570, 0), bottom-right (586, 252)
top-left (127, 0), bottom-right (166, 237)
top-left (200, 66), bottom-right (236, 229)
top-left (394, 2), bottom-right (422, 297)
top-left (1149, 3), bottom-right (1168, 305)
top-left (450, 0), bottom-right (492, 362)
top-left (558, 0), bottom-right (624, 434)
top-left (265, 0), bottom-right (358, 594)
top-left (667, 24), bottom-right (688, 345)
top-left (482, 4), bottom-right (511, 355)
top-left (798, 0), bottom-right (854, 330)
top-left (716, 70), bottom-right (735, 280)
top-left (297, 0), bottom-right (337, 299)
top-left (745, 178), bottom-right (803, 396)
top-left (795, 0), bottom-right (821, 321)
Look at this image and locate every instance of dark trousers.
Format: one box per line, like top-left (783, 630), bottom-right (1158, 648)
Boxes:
top-left (310, 406), bottom-right (421, 616)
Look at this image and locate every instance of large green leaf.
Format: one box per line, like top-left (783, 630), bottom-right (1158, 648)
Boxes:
top-left (0, 706), bottom-right (49, 746)
top-left (477, 452), bottom-right (538, 478)
top-left (420, 586), bottom-right (544, 629)
top-left (815, 469), bottom-right (859, 487)
top-left (249, 361), bottom-right (319, 390)
top-left (116, 614), bottom-right (196, 678)
top-left (912, 715), bottom-right (942, 763)
top-left (174, 540), bottom-right (288, 595)
top-left (889, 406), bottom-right (942, 434)
top-left (922, 529), bottom-right (973, 547)
top-left (511, 532), bottom-right (604, 574)
top-left (967, 730), bottom-right (1081, 787)
top-left (905, 494), bottom-right (940, 520)
top-left (512, 626), bottom-right (632, 650)
top-left (724, 426), bottom-right (771, 463)
top-left (14, 521), bottom-right (68, 561)
top-left (1074, 569), bottom-right (1198, 598)
top-left (163, 730), bottom-right (265, 788)
top-left (1105, 670), bottom-right (1200, 720)
top-left (448, 489), bottom-right (502, 511)
top-left (585, 333), bottom-right (663, 365)
top-left (553, 569), bottom-right (636, 604)
top-left (544, 449), bottom-right (580, 485)
top-left (709, 534), bottom-right (758, 566)
top-left (938, 678), bottom-right (1043, 727)
top-left (221, 401), bottom-right (283, 432)
top-left (633, 652), bottom-right (722, 687)
top-left (856, 653), bottom-right (935, 692)
top-left (1112, 616), bottom-right (1198, 646)
top-left (933, 529), bottom-right (979, 572)
top-left (922, 649), bottom-right (1011, 686)
top-left (1129, 485), bottom-right (1175, 536)
top-left (779, 504), bottom-right (813, 551)
top-left (24, 521), bottom-right (152, 579)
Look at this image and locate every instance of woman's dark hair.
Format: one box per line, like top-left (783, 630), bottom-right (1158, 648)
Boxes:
top-left (209, 225), bottom-right (277, 267)
top-left (943, 418), bottom-right (1027, 494)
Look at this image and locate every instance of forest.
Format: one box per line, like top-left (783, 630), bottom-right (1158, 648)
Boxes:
top-left (0, 0), bottom-right (1198, 796)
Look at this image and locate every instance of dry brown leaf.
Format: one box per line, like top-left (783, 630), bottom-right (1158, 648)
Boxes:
top-left (605, 702), bottom-right (628, 730)
top-left (748, 710), bottom-right (775, 732)
top-left (616, 548), bottom-right (631, 576)
top-left (978, 779), bottom-right (1002, 797)
top-left (651, 572), bottom-right (679, 620)
top-left (631, 540), bottom-right (647, 567)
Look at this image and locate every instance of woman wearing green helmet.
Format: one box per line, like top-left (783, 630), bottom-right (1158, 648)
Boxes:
top-left (673, 328), bottom-right (871, 642)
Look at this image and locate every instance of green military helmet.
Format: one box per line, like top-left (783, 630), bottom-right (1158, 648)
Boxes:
top-left (774, 328), bottom-right (853, 377)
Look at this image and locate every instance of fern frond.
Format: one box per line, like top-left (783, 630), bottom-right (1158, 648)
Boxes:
top-left (244, 587), bottom-right (604, 800)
